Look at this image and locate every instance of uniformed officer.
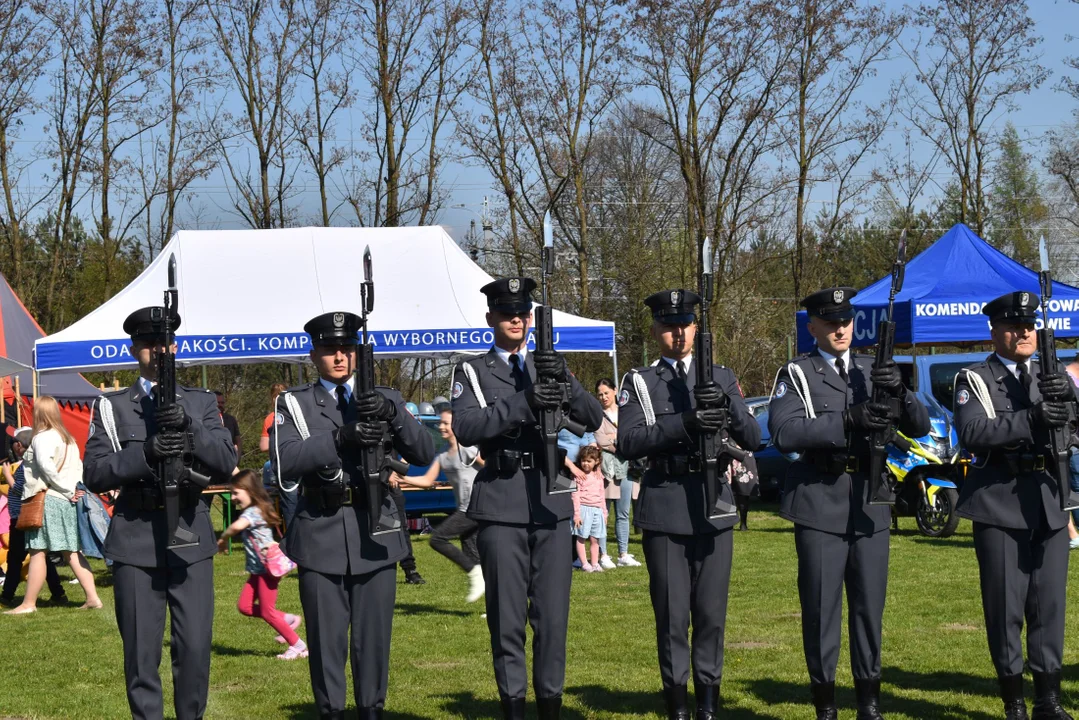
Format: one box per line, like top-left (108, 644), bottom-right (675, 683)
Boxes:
top-left (768, 287), bottom-right (930, 720)
top-left (271, 311), bottom-right (434, 720)
top-left (83, 307), bottom-right (237, 720)
top-left (953, 292), bottom-right (1074, 720)
top-left (451, 278), bottom-right (603, 720)
top-left (616, 289), bottom-right (761, 720)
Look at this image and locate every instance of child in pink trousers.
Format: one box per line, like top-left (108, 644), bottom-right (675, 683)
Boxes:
top-left (572, 446), bottom-right (608, 572)
top-left (218, 469), bottom-right (307, 660)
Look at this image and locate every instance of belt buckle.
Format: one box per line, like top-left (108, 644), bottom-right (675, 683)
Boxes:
top-left (845, 457), bottom-right (858, 473)
top-left (520, 452), bottom-right (535, 470)
top-left (341, 487), bottom-right (353, 506)
top-left (688, 457), bottom-right (702, 473)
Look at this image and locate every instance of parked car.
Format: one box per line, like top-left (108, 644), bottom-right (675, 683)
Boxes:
top-left (752, 409), bottom-right (793, 503)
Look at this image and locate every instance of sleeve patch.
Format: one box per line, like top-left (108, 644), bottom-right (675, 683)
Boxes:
top-left (275, 412), bottom-right (285, 426)
top-left (957, 389), bottom-right (969, 406)
top-left (775, 381), bottom-right (787, 398)
top-left (87, 423), bottom-right (96, 438)
top-left (452, 381), bottom-right (464, 399)
top-left (617, 389), bottom-right (630, 406)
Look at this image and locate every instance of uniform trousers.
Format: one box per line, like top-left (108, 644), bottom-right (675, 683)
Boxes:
top-left (641, 529), bottom-right (732, 689)
top-left (298, 564), bottom-right (396, 713)
top-left (477, 519), bottom-right (572, 701)
top-left (972, 522), bottom-right (1069, 676)
top-left (391, 487), bottom-right (417, 573)
top-left (794, 526), bottom-right (889, 684)
top-left (112, 559), bottom-right (214, 720)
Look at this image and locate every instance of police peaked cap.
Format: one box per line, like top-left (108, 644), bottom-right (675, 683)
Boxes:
top-left (645, 289), bottom-right (701, 325)
top-left (802, 287), bottom-right (858, 322)
top-left (124, 307), bottom-right (181, 341)
top-left (983, 291), bottom-right (1040, 325)
top-left (481, 277), bottom-right (537, 315)
top-left (304, 311), bottom-right (362, 345)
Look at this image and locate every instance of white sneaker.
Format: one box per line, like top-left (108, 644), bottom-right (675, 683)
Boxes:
top-left (617, 554), bottom-right (642, 567)
top-left (599, 555), bottom-right (617, 570)
top-left (466, 566), bottom-right (485, 603)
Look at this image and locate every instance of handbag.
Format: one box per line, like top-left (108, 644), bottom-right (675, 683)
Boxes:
top-left (260, 541), bottom-right (296, 578)
top-left (15, 443), bottom-right (69, 531)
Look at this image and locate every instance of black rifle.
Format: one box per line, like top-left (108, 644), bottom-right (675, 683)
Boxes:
top-left (1036, 237), bottom-right (1079, 512)
top-left (867, 231), bottom-right (907, 506)
top-left (695, 236), bottom-right (742, 520)
top-left (151, 254), bottom-right (199, 549)
top-left (355, 246), bottom-right (410, 535)
top-left (536, 211), bottom-right (587, 495)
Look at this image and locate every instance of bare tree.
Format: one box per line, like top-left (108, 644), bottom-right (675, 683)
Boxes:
top-left (207, 0), bottom-right (304, 229)
top-left (902, 0), bottom-right (1048, 237)
top-left (345, 0), bottom-right (466, 227)
top-left (784, 0), bottom-right (902, 299)
top-left (630, 0), bottom-right (794, 307)
top-left (0, 1), bottom-right (51, 293)
top-left (292, 0), bottom-right (352, 226)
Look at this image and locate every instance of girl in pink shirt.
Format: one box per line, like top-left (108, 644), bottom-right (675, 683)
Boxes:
top-left (572, 446), bottom-right (608, 572)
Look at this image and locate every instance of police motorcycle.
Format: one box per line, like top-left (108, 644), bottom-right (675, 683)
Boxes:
top-left (884, 392), bottom-right (962, 538)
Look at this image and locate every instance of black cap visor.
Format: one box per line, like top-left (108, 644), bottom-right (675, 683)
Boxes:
top-left (489, 302), bottom-right (533, 316)
top-left (654, 312), bottom-right (696, 325)
top-left (809, 307), bottom-right (855, 322)
top-left (990, 312), bottom-right (1037, 326)
top-left (311, 331), bottom-right (360, 346)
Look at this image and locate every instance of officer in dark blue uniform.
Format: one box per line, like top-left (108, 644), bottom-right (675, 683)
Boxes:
top-left (272, 311), bottom-right (435, 720)
top-left (768, 287), bottom-right (929, 720)
top-left (83, 307), bottom-right (237, 720)
top-left (451, 278), bottom-right (603, 720)
top-left (953, 292), bottom-right (1073, 720)
top-left (616, 289), bottom-right (760, 720)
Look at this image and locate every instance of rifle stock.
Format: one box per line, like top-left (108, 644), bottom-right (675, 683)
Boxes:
top-left (154, 254), bottom-right (198, 550)
top-left (357, 247), bottom-right (406, 536)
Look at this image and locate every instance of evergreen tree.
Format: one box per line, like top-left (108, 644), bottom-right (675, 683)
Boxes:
top-left (989, 123), bottom-right (1048, 264)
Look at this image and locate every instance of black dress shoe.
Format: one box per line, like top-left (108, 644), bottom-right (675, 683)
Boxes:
top-left (320, 712), bottom-right (345, 720)
top-left (664, 685), bottom-right (690, 720)
top-left (357, 709), bottom-right (383, 720)
top-left (537, 695), bottom-right (562, 720)
top-left (404, 569), bottom-right (426, 585)
top-left (854, 677), bottom-right (885, 720)
top-left (694, 682), bottom-right (719, 720)
top-left (500, 696), bottom-right (526, 720)
top-left (812, 681), bottom-right (838, 720)
top-left (1033, 672), bottom-right (1074, 720)
top-left (999, 673), bottom-right (1029, 720)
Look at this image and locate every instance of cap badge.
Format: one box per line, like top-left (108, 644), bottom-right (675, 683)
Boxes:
top-left (1020, 292), bottom-right (1029, 306)
top-left (833, 289), bottom-right (844, 304)
top-left (671, 290), bottom-right (681, 304)
top-left (333, 313), bottom-right (344, 328)
top-left (509, 278), bottom-right (520, 292)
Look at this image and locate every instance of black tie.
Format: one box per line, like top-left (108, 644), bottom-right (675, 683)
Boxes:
top-left (835, 357), bottom-right (849, 385)
top-left (336, 385), bottom-right (349, 422)
top-left (676, 360), bottom-right (688, 383)
top-left (1018, 361), bottom-right (1032, 394)
top-left (510, 354), bottom-right (526, 392)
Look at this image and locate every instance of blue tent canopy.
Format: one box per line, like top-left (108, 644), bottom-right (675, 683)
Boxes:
top-left (795, 223), bottom-right (1079, 353)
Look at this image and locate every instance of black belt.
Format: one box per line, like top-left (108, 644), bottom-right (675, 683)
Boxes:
top-left (301, 483), bottom-right (353, 510)
top-left (485, 450), bottom-right (540, 475)
top-left (804, 451), bottom-right (865, 475)
top-left (648, 454), bottom-right (702, 475)
top-left (123, 486), bottom-right (200, 511)
top-left (993, 453), bottom-right (1046, 474)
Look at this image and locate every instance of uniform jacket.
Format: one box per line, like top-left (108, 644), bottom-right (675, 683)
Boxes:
top-left (769, 350), bottom-right (930, 536)
top-left (272, 382), bottom-right (435, 575)
top-left (451, 348), bottom-right (603, 525)
top-left (953, 354), bottom-right (1069, 531)
top-left (616, 358), bottom-right (761, 534)
top-left (83, 383), bottom-right (237, 567)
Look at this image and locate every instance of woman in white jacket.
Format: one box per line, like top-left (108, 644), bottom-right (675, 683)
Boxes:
top-left (4, 396), bottom-right (101, 614)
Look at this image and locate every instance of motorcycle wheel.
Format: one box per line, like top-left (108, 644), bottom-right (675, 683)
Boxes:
top-left (915, 486), bottom-right (960, 538)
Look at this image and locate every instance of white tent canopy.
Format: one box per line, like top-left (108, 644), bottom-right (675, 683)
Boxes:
top-left (35, 226), bottom-right (616, 373)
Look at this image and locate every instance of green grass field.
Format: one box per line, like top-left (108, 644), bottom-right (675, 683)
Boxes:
top-left (4, 506), bottom-right (1079, 719)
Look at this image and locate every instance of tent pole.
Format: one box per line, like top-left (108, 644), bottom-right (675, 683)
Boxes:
top-left (201, 366), bottom-right (208, 389)
top-left (32, 370), bottom-right (37, 401)
top-left (612, 349), bottom-right (619, 384)
top-left (1, 382), bottom-right (5, 423)
top-left (14, 376), bottom-right (20, 426)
